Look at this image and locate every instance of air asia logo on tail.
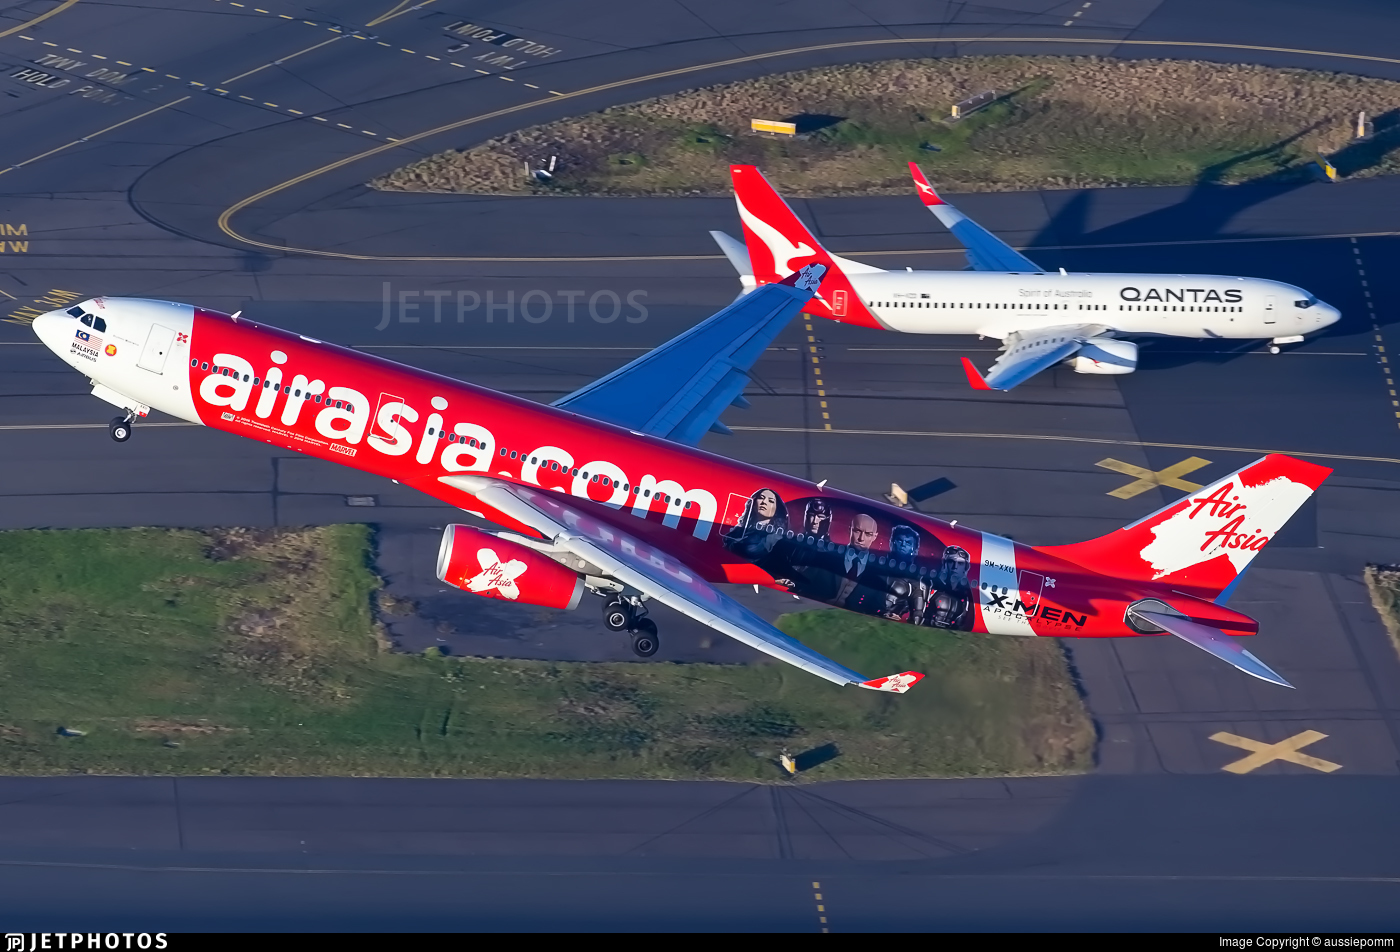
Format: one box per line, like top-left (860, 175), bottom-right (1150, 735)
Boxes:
top-left (465, 547), bottom-right (527, 599)
top-left (1140, 477), bottom-right (1314, 580)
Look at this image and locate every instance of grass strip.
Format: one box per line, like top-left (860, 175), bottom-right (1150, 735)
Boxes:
top-left (373, 56), bottom-right (1400, 197)
top-left (0, 526), bottom-right (1094, 780)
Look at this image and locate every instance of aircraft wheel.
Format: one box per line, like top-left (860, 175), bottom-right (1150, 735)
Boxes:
top-left (630, 619), bottom-right (659, 658)
top-left (602, 596), bottom-right (631, 631)
top-left (109, 417), bottom-right (132, 443)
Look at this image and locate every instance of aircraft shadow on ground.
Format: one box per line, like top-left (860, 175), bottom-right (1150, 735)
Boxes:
top-left (1025, 121), bottom-right (1384, 367)
top-left (1330, 108), bottom-right (1400, 177)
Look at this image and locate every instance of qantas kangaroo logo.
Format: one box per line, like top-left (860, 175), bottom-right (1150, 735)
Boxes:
top-left (735, 194), bottom-right (814, 278)
top-left (1139, 476), bottom-right (1313, 579)
top-left (465, 547), bottom-right (527, 599)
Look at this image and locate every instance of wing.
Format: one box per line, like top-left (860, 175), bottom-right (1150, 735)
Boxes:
top-left (909, 162), bottom-right (1043, 273)
top-left (961, 324), bottom-right (1106, 391)
top-left (439, 473), bottom-right (925, 694)
top-left (552, 267), bottom-right (820, 445)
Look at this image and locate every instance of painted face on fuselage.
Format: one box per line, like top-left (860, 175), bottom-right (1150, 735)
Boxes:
top-left (891, 527), bottom-right (919, 559)
top-left (755, 489), bottom-right (778, 520)
top-left (849, 513), bottom-right (877, 552)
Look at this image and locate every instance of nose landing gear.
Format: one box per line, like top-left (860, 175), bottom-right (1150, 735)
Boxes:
top-left (600, 594), bottom-right (660, 657)
top-left (108, 414), bottom-right (133, 443)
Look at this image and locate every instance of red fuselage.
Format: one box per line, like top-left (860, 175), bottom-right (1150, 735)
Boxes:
top-left (183, 307), bottom-right (1254, 641)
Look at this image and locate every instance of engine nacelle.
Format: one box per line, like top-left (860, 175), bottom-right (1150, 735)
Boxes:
top-left (436, 524), bottom-right (584, 610)
top-left (1070, 338), bottom-right (1138, 375)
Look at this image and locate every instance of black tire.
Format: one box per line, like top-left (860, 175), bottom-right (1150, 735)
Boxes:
top-left (109, 417), bottom-right (132, 443)
top-left (602, 596), bottom-right (630, 631)
top-left (630, 618), bottom-right (659, 657)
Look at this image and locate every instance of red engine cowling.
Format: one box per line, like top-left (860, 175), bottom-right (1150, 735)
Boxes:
top-left (435, 524), bottom-right (584, 610)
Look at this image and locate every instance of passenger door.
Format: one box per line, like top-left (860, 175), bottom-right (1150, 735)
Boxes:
top-left (137, 324), bottom-right (176, 373)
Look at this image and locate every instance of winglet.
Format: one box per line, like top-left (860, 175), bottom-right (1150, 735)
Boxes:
top-left (908, 162), bottom-right (947, 206)
top-left (778, 262), bottom-right (828, 291)
top-left (859, 671), bottom-right (924, 693)
top-left (961, 357), bottom-right (992, 390)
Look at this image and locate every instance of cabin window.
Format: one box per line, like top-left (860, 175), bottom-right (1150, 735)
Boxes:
top-left (448, 433), bottom-right (457, 443)
top-left (315, 395), bottom-right (323, 403)
top-left (438, 429), bottom-right (446, 440)
top-left (499, 448), bottom-right (507, 456)
top-left (571, 468), bottom-right (578, 476)
top-left (602, 476), bottom-right (611, 486)
top-left (530, 456), bottom-right (538, 465)
top-left (190, 359), bottom-right (197, 367)
top-left (510, 451), bottom-right (518, 459)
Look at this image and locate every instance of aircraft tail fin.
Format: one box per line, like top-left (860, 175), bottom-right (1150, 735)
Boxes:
top-left (1040, 454), bottom-right (1331, 603)
top-left (728, 165), bottom-right (883, 328)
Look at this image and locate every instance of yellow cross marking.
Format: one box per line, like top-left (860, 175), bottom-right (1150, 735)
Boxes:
top-left (1096, 456), bottom-right (1211, 499)
top-left (1210, 730), bottom-right (1341, 774)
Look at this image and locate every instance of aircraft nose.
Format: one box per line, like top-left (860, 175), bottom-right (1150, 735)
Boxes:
top-left (1321, 303), bottom-right (1341, 328)
top-left (31, 309), bottom-right (68, 353)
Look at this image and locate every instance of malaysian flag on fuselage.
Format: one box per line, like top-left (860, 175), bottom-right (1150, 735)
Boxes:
top-left (75, 328), bottom-right (102, 348)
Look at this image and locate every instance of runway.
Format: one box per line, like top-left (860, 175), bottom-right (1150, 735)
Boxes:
top-left (1, 0), bottom-right (1399, 930)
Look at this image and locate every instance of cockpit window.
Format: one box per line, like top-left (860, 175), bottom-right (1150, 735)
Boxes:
top-left (92, 316), bottom-right (106, 332)
top-left (66, 306), bottom-right (84, 319)
top-left (1295, 297), bottom-right (1317, 309)
top-left (80, 314), bottom-right (93, 327)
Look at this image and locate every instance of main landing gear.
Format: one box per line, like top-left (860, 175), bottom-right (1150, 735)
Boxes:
top-left (108, 414), bottom-right (133, 443)
top-left (602, 594), bottom-right (659, 657)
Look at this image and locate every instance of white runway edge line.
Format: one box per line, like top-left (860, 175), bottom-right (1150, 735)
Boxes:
top-left (727, 425), bottom-right (1400, 467)
top-left (0, 422), bottom-right (198, 431)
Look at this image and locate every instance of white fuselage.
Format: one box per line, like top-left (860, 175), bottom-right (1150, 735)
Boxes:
top-left (842, 270), bottom-right (1339, 340)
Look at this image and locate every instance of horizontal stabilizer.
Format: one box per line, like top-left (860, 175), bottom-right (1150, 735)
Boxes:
top-left (909, 162), bottom-right (1043, 272)
top-left (710, 230), bottom-right (753, 279)
top-left (1132, 609), bottom-right (1292, 688)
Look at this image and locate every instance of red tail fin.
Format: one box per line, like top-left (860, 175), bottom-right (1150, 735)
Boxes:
top-left (729, 165), bottom-right (882, 328)
top-left (1040, 454), bottom-right (1331, 602)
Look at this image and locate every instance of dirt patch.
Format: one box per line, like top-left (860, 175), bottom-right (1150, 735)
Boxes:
top-left (130, 719), bottom-right (245, 735)
top-left (1364, 564), bottom-right (1400, 658)
top-left (372, 56), bottom-right (1400, 197)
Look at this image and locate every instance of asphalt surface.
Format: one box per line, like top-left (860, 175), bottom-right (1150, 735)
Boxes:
top-left (2, 0), bottom-right (1400, 931)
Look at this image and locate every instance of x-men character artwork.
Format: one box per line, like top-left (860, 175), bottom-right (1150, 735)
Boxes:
top-left (721, 488), bottom-right (974, 629)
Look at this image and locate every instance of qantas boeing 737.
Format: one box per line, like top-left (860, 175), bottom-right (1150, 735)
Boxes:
top-left (32, 266), bottom-right (1327, 690)
top-left (711, 164), bottom-right (1341, 391)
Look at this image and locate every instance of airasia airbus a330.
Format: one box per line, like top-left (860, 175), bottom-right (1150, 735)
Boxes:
top-left (32, 265), bottom-right (1328, 691)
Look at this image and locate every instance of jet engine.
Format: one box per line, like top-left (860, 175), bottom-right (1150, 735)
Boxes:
top-left (1070, 338), bottom-right (1138, 375)
top-left (436, 524), bottom-right (584, 610)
